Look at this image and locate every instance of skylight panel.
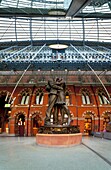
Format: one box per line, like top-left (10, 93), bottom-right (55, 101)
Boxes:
top-left (82, 1), bottom-right (111, 14)
top-left (0, 0), bottom-right (65, 9)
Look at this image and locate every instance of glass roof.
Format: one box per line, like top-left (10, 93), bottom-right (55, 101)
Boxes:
top-left (0, 0), bottom-right (111, 18)
top-left (0, 0), bottom-right (111, 85)
top-left (0, 0), bottom-right (70, 9)
top-left (81, 0), bottom-right (111, 17)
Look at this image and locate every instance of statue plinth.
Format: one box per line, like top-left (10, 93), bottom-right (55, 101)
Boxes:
top-left (38, 125), bottom-right (80, 134)
top-left (36, 133), bottom-right (82, 147)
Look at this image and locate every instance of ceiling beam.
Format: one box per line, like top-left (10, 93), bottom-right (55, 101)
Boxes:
top-left (77, 13), bottom-right (111, 19)
top-left (66, 0), bottom-right (91, 17)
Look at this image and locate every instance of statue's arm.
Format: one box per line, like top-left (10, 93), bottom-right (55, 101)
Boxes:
top-left (49, 81), bottom-right (63, 90)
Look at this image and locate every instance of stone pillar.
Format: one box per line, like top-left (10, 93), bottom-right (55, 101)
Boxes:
top-left (31, 94), bottom-right (35, 105)
top-left (78, 118), bottom-right (84, 133)
top-left (28, 117), bottom-right (32, 136)
top-left (100, 117), bottom-right (104, 131)
top-left (9, 117), bottom-right (15, 136)
top-left (94, 118), bottom-right (99, 132)
top-left (73, 117), bottom-right (77, 126)
top-left (25, 117), bottom-right (28, 136)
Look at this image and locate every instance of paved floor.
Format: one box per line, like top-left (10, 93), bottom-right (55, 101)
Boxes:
top-left (0, 136), bottom-right (111, 170)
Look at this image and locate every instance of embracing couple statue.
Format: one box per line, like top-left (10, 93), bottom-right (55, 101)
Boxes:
top-left (44, 77), bottom-right (71, 126)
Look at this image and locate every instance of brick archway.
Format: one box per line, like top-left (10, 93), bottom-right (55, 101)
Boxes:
top-left (83, 111), bottom-right (97, 135)
top-left (30, 111), bottom-right (43, 136)
top-left (14, 111), bottom-right (26, 136)
top-left (102, 111), bottom-right (111, 130)
top-left (0, 90), bottom-right (12, 134)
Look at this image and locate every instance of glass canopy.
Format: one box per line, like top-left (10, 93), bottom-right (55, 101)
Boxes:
top-left (0, 0), bottom-right (110, 16)
top-left (0, 0), bottom-right (70, 9)
top-left (80, 0), bottom-right (111, 18)
top-left (0, 0), bottom-right (111, 85)
top-left (0, 17), bottom-right (111, 43)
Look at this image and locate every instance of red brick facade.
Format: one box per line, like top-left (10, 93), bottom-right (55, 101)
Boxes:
top-left (0, 85), bottom-right (111, 136)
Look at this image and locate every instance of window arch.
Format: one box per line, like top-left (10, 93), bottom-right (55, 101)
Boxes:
top-left (19, 88), bottom-right (31, 105)
top-left (98, 90), bottom-right (109, 105)
top-left (81, 90), bottom-right (91, 105)
top-left (35, 89), bottom-right (44, 105)
top-left (21, 92), bottom-right (30, 105)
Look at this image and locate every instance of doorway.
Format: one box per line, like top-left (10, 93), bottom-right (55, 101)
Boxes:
top-left (103, 112), bottom-right (111, 131)
top-left (0, 94), bottom-right (11, 134)
top-left (84, 112), bottom-right (93, 135)
top-left (31, 113), bottom-right (42, 136)
top-left (15, 114), bottom-right (25, 136)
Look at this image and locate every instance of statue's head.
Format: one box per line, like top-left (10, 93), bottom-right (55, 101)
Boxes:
top-left (55, 77), bottom-right (62, 82)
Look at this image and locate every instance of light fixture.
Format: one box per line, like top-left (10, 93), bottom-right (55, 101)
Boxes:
top-left (51, 68), bottom-right (54, 71)
top-left (78, 69), bottom-right (81, 72)
top-left (4, 104), bottom-right (11, 108)
top-left (65, 68), bottom-right (68, 72)
top-left (49, 44), bottom-right (68, 50)
top-left (48, 9), bottom-right (66, 16)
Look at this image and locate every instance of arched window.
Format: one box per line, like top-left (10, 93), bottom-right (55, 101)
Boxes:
top-left (82, 90), bottom-right (91, 104)
top-left (36, 93), bottom-right (39, 105)
top-left (21, 92), bottom-right (29, 105)
top-left (98, 92), bottom-right (109, 105)
top-left (35, 90), bottom-right (44, 105)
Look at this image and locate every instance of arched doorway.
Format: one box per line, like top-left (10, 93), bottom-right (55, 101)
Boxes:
top-left (83, 111), bottom-right (96, 135)
top-left (0, 91), bottom-right (11, 134)
top-left (31, 112), bottom-right (43, 136)
top-left (15, 113), bottom-right (25, 136)
top-left (102, 111), bottom-right (111, 131)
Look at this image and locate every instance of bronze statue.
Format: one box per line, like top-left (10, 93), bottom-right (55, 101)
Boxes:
top-left (44, 77), bottom-right (71, 126)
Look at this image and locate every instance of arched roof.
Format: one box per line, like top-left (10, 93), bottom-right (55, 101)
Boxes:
top-left (0, 0), bottom-right (111, 86)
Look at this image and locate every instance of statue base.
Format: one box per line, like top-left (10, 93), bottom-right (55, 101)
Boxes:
top-left (38, 125), bottom-right (80, 134)
top-left (36, 133), bottom-right (82, 147)
top-left (36, 125), bottom-right (82, 147)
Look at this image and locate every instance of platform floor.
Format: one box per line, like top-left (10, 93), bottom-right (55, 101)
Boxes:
top-left (0, 136), bottom-right (111, 170)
